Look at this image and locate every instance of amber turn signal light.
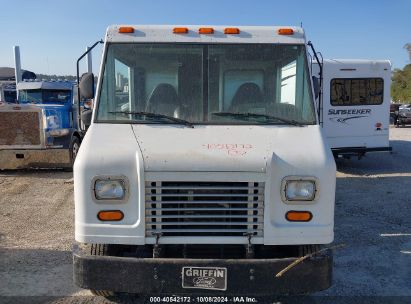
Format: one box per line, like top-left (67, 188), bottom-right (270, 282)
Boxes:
top-left (285, 211), bottom-right (312, 222)
top-left (118, 26), bottom-right (134, 33)
top-left (199, 27), bottom-right (214, 34)
top-left (173, 27), bottom-right (189, 34)
top-left (278, 28), bottom-right (294, 35)
top-left (224, 27), bottom-right (240, 34)
top-left (97, 210), bottom-right (124, 221)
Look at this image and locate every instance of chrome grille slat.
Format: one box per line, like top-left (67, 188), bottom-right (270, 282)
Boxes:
top-left (145, 200), bottom-right (264, 204)
top-left (146, 229), bottom-right (263, 233)
top-left (145, 181), bottom-right (264, 237)
top-left (146, 193), bottom-right (264, 197)
top-left (147, 214), bottom-right (260, 219)
top-left (146, 186), bottom-right (265, 190)
top-left (145, 222), bottom-right (264, 226)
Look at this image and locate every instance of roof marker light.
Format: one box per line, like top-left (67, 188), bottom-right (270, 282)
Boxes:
top-left (224, 27), bottom-right (240, 34)
top-left (118, 26), bottom-right (134, 33)
top-left (278, 28), bottom-right (294, 35)
top-left (199, 27), bottom-right (214, 34)
top-left (173, 27), bottom-right (189, 34)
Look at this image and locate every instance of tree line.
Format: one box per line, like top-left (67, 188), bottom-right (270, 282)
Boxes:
top-left (391, 65), bottom-right (411, 104)
top-left (391, 44), bottom-right (411, 104)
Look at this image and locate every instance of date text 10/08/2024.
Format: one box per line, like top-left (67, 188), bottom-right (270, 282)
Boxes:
top-left (149, 296), bottom-right (258, 303)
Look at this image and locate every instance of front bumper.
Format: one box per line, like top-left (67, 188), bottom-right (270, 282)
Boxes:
top-left (332, 146), bottom-right (392, 157)
top-left (0, 149), bottom-right (71, 169)
top-left (73, 244), bottom-right (333, 296)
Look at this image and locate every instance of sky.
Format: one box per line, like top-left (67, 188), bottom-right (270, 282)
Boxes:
top-left (0, 0), bottom-right (410, 76)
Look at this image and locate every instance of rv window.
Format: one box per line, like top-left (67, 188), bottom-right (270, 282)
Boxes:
top-left (330, 78), bottom-right (383, 106)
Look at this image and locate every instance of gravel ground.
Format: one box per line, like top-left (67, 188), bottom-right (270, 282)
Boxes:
top-left (0, 127), bottom-right (410, 304)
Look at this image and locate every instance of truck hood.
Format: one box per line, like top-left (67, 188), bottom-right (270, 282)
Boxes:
top-left (132, 124), bottom-right (324, 172)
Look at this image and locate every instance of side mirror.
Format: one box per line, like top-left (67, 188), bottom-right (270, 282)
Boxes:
top-left (79, 72), bottom-right (94, 100)
top-left (312, 76), bottom-right (320, 100)
top-left (81, 109), bottom-right (93, 129)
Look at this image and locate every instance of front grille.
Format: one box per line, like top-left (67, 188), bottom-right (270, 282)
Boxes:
top-left (145, 181), bottom-right (264, 237)
top-left (0, 111), bottom-right (41, 146)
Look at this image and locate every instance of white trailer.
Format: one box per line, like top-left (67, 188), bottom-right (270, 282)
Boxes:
top-left (312, 59), bottom-right (391, 158)
top-left (73, 25), bottom-right (336, 298)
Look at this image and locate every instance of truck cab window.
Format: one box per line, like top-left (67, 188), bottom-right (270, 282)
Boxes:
top-left (98, 44), bottom-right (203, 121)
top-left (19, 89), bottom-right (71, 103)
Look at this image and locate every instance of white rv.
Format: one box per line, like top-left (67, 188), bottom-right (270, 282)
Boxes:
top-left (312, 59), bottom-right (391, 158)
top-left (73, 25), bottom-right (336, 297)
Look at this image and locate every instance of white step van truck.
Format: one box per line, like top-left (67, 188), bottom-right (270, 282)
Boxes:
top-left (73, 25), bottom-right (336, 297)
top-left (312, 59), bottom-right (391, 158)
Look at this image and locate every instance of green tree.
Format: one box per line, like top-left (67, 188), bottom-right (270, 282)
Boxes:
top-left (391, 64), bottom-right (411, 103)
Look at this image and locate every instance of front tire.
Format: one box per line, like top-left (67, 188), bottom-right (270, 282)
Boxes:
top-left (298, 244), bottom-right (321, 257)
top-left (70, 136), bottom-right (80, 166)
top-left (65, 136), bottom-right (80, 172)
top-left (89, 244), bottom-right (116, 298)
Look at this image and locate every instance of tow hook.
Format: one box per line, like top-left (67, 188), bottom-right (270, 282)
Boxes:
top-left (244, 233), bottom-right (255, 259)
top-left (153, 233), bottom-right (162, 258)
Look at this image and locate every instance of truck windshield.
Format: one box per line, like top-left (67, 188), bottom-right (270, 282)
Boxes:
top-left (97, 43), bottom-right (316, 125)
top-left (19, 89), bottom-right (71, 104)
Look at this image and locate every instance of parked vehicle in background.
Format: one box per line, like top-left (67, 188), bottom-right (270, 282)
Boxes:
top-left (312, 59), bottom-right (392, 158)
top-left (0, 80), bottom-right (81, 169)
top-left (0, 67), bottom-right (18, 103)
top-left (0, 44), bottom-right (101, 170)
top-left (73, 25), bottom-right (336, 298)
top-left (398, 104), bottom-right (411, 126)
top-left (0, 81), bottom-right (17, 103)
top-left (399, 104), bottom-right (410, 111)
top-left (390, 103), bottom-right (401, 125)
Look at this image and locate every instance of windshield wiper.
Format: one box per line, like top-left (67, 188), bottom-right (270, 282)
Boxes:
top-left (212, 112), bottom-right (304, 126)
top-left (109, 111), bottom-right (194, 128)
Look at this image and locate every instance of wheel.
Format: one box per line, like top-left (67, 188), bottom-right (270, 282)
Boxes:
top-left (295, 245), bottom-right (323, 295)
top-left (91, 290), bottom-right (116, 297)
top-left (298, 244), bottom-right (321, 257)
top-left (89, 244), bottom-right (117, 298)
top-left (88, 244), bottom-right (141, 299)
top-left (70, 136), bottom-right (80, 165)
top-left (65, 136), bottom-right (80, 171)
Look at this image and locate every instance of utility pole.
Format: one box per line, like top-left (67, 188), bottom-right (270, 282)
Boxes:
top-left (405, 43), bottom-right (411, 61)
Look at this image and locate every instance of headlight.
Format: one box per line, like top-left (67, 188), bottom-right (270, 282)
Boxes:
top-left (92, 176), bottom-right (129, 202)
top-left (282, 178), bottom-right (317, 202)
top-left (47, 115), bottom-right (60, 129)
